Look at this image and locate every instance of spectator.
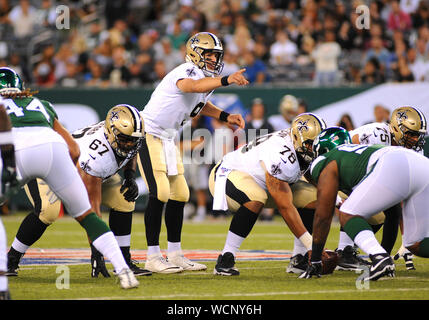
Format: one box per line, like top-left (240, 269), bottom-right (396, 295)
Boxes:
top-left (245, 98), bottom-right (274, 140)
top-left (151, 60), bottom-right (168, 87)
top-left (35, 0), bottom-right (57, 29)
top-left (225, 25), bottom-right (255, 57)
top-left (154, 37), bottom-right (183, 73)
top-left (85, 59), bottom-right (109, 87)
top-left (337, 113), bottom-right (355, 131)
top-left (408, 47), bottom-right (429, 81)
top-left (242, 50), bottom-right (268, 84)
top-left (105, 46), bottom-right (131, 87)
top-left (58, 62), bottom-right (81, 88)
top-left (359, 57), bottom-right (385, 84)
top-left (393, 56), bottom-right (415, 82)
top-left (8, 0), bottom-right (38, 39)
top-left (269, 30), bottom-right (298, 66)
top-left (388, 0), bottom-right (412, 32)
top-left (412, 1), bottom-right (429, 29)
top-left (365, 36), bottom-right (392, 73)
top-left (312, 30), bottom-right (341, 86)
top-left (167, 19), bottom-right (189, 50)
top-left (33, 44), bottom-right (56, 87)
top-left (220, 50), bottom-right (240, 77)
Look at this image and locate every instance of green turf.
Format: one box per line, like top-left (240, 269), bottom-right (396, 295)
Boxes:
top-left (2, 212), bottom-right (429, 300)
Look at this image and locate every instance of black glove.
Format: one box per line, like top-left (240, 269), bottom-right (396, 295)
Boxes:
top-left (120, 169), bottom-right (139, 202)
top-left (90, 244), bottom-right (110, 278)
top-left (299, 261), bottom-right (322, 279)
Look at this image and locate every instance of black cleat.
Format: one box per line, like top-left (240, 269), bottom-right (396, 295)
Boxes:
top-left (286, 252), bottom-right (309, 274)
top-left (335, 246), bottom-right (370, 271)
top-left (367, 253), bottom-right (395, 281)
top-left (214, 252), bottom-right (240, 276)
top-left (0, 290), bottom-right (11, 300)
top-left (394, 252), bottom-right (416, 270)
top-left (128, 259), bottom-right (152, 277)
top-left (91, 245), bottom-right (111, 278)
top-left (5, 249), bottom-right (23, 277)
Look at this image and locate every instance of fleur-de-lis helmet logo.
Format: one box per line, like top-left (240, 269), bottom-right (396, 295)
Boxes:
top-left (110, 110), bottom-right (120, 122)
top-left (396, 110), bottom-right (408, 122)
top-left (297, 120), bottom-right (309, 132)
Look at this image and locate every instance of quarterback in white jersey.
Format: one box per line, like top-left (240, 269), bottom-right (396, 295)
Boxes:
top-left (209, 113), bottom-right (327, 276)
top-left (137, 32), bottom-right (249, 274)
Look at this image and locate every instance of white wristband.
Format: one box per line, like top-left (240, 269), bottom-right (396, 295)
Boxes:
top-left (0, 131), bottom-right (13, 145)
top-left (299, 231), bottom-right (313, 251)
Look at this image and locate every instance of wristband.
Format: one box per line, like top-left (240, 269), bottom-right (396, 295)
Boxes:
top-left (219, 111), bottom-right (230, 122)
top-left (221, 76), bottom-right (229, 86)
top-left (0, 131), bottom-right (13, 145)
top-left (124, 169), bottom-right (135, 180)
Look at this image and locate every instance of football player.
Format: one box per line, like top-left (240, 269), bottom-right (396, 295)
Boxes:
top-left (6, 104), bottom-right (151, 278)
top-left (268, 94), bottom-right (299, 132)
top-left (337, 106), bottom-right (427, 270)
top-left (300, 127), bottom-right (429, 281)
top-left (0, 67), bottom-right (139, 289)
top-left (0, 99), bottom-right (20, 300)
top-left (138, 32), bottom-right (248, 273)
top-left (209, 113), bottom-right (326, 275)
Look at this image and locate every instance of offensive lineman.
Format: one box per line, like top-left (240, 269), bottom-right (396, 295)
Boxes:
top-left (6, 104), bottom-right (151, 278)
top-left (209, 113), bottom-right (326, 275)
top-left (0, 67), bottom-right (139, 289)
top-left (300, 127), bottom-right (429, 281)
top-left (138, 32), bottom-right (248, 273)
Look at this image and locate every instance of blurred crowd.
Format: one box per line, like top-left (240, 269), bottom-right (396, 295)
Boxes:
top-left (1, 0), bottom-right (429, 88)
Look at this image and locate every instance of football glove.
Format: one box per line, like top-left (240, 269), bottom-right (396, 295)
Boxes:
top-left (299, 261), bottom-right (322, 279)
top-left (120, 169), bottom-right (139, 202)
top-left (90, 244), bottom-right (110, 278)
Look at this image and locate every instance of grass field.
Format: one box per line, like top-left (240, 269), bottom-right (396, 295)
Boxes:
top-left (2, 211), bottom-right (429, 302)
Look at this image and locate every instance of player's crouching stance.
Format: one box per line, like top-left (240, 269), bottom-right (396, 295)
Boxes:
top-left (0, 67), bottom-right (138, 289)
top-left (209, 113), bottom-right (326, 275)
top-left (301, 127), bottom-right (429, 281)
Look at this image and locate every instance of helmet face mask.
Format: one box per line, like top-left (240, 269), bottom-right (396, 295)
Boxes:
top-left (104, 104), bottom-right (145, 159)
top-left (291, 113), bottom-right (327, 165)
top-left (389, 107), bottom-right (427, 152)
top-left (312, 126), bottom-right (352, 158)
top-left (186, 32), bottom-right (224, 76)
top-left (0, 67), bottom-right (24, 94)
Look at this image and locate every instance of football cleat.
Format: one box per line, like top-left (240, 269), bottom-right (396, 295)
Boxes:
top-left (286, 252), bottom-right (309, 274)
top-left (167, 251), bottom-right (207, 271)
top-left (5, 249), bottom-right (23, 277)
top-left (393, 252), bottom-right (416, 270)
top-left (214, 252), bottom-right (239, 276)
top-left (145, 253), bottom-right (183, 274)
top-left (0, 290), bottom-right (11, 300)
top-left (367, 253), bottom-right (395, 281)
top-left (117, 268), bottom-right (139, 289)
top-left (335, 246), bottom-right (370, 271)
top-left (128, 259), bottom-right (153, 276)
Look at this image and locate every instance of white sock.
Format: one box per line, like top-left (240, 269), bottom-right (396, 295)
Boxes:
top-left (11, 238), bottom-right (29, 254)
top-left (338, 231), bottom-right (355, 250)
top-left (222, 231), bottom-right (245, 256)
top-left (168, 241), bottom-right (181, 254)
top-left (115, 235), bottom-right (131, 248)
top-left (92, 232), bottom-right (128, 273)
top-left (0, 276), bottom-right (7, 292)
top-left (147, 245), bottom-right (161, 256)
top-left (196, 206), bottom-right (206, 218)
top-left (292, 236), bottom-right (307, 256)
top-left (354, 230), bottom-right (386, 256)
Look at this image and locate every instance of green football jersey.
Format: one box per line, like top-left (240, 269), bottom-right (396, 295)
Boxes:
top-left (310, 144), bottom-right (386, 195)
top-left (2, 97), bottom-right (58, 128)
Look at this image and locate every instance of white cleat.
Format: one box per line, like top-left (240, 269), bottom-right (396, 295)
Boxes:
top-left (145, 253), bottom-right (183, 274)
top-left (117, 268), bottom-right (139, 289)
top-left (167, 251), bottom-right (207, 271)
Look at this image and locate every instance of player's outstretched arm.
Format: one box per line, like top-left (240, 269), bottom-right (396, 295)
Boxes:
top-left (200, 101), bottom-right (245, 129)
top-left (177, 69), bottom-right (249, 93)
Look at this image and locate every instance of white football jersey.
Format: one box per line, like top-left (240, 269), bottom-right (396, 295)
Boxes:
top-left (221, 130), bottom-right (303, 190)
top-left (72, 122), bottom-right (130, 180)
top-left (349, 122), bottom-right (391, 146)
top-left (141, 62), bottom-right (214, 139)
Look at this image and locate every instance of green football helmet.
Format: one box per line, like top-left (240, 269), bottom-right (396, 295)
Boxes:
top-left (0, 67), bottom-right (24, 93)
top-left (312, 126), bottom-right (352, 158)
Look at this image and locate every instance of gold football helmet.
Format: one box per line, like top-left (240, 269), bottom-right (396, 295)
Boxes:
top-left (279, 94), bottom-right (299, 122)
top-left (389, 106), bottom-right (427, 151)
top-left (291, 112), bottom-right (327, 164)
top-left (185, 32), bottom-right (224, 76)
top-left (104, 104), bottom-right (145, 159)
